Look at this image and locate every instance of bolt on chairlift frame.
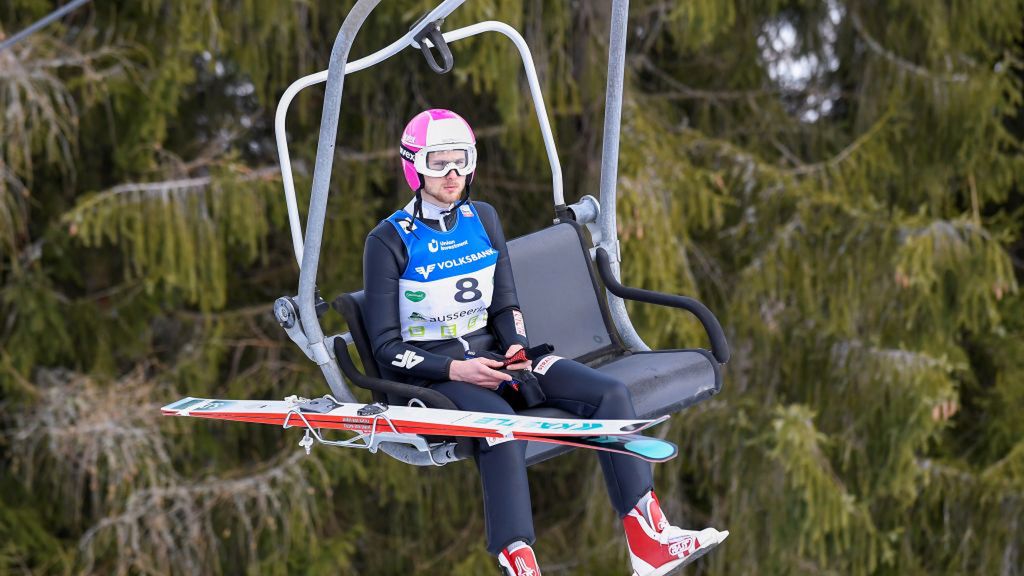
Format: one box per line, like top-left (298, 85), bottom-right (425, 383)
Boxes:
top-left (274, 0), bottom-right (659, 465)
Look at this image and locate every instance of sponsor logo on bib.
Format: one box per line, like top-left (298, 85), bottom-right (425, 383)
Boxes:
top-left (409, 312), bottom-right (427, 321)
top-left (460, 205), bottom-right (474, 217)
top-left (404, 290), bottom-right (426, 302)
top-left (428, 239), bottom-right (440, 253)
top-left (423, 306), bottom-right (485, 323)
top-left (437, 239), bottom-right (469, 251)
top-left (415, 264), bottom-right (437, 279)
top-left (440, 324), bottom-right (457, 337)
top-left (409, 326), bottom-right (426, 337)
top-left (420, 248), bottom-right (497, 278)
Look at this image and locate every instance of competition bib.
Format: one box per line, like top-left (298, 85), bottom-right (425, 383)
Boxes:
top-left (387, 204), bottom-right (498, 342)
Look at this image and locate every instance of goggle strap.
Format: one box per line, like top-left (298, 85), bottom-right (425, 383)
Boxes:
top-left (399, 145), bottom-right (417, 162)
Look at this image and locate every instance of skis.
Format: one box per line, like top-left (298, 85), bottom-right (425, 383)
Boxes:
top-left (161, 396), bottom-right (677, 463)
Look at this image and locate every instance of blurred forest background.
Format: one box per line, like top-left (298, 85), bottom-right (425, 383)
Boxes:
top-left (1, 1), bottom-right (1022, 574)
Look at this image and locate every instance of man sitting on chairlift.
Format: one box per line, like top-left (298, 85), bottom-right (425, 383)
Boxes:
top-left (362, 109), bottom-right (728, 576)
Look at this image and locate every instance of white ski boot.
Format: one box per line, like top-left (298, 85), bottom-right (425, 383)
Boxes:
top-left (623, 492), bottom-right (728, 576)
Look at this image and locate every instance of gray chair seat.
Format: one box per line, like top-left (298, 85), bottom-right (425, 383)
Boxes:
top-left (598, 349), bottom-right (720, 418)
top-left (522, 348), bottom-right (720, 464)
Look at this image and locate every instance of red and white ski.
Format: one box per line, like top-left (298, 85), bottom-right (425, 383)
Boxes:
top-left (161, 396), bottom-right (677, 462)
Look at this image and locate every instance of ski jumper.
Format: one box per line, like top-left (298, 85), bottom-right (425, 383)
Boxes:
top-left (363, 199), bottom-right (654, 554)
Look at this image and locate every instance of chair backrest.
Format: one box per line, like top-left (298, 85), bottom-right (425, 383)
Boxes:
top-left (335, 221), bottom-right (625, 392)
top-left (333, 291), bottom-right (389, 403)
top-left (505, 222), bottom-right (624, 363)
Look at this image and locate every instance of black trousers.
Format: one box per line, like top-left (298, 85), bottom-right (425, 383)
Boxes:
top-left (431, 356), bottom-right (654, 554)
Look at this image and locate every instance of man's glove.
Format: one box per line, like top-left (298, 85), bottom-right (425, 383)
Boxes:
top-left (468, 344), bottom-right (554, 409)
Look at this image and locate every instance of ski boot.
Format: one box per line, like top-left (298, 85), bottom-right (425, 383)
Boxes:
top-left (623, 491), bottom-right (728, 576)
top-left (498, 541), bottom-right (541, 576)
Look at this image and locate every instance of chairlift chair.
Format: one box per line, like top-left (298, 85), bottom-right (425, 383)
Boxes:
top-left (273, 0), bottom-right (730, 468)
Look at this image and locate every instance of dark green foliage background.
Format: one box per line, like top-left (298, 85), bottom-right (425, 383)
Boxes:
top-left (1, 1), bottom-right (1022, 574)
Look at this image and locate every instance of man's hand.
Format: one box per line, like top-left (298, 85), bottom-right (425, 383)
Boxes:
top-left (448, 357), bottom-right (512, 389)
top-left (503, 344), bottom-right (532, 371)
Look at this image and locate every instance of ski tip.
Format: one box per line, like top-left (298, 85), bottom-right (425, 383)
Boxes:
top-left (623, 438), bottom-right (677, 462)
top-left (161, 397), bottom-right (205, 413)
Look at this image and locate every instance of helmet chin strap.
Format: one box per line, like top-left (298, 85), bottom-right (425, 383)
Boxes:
top-left (413, 189), bottom-right (424, 222)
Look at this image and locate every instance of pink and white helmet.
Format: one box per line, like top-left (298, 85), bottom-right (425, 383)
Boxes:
top-left (399, 109), bottom-right (477, 191)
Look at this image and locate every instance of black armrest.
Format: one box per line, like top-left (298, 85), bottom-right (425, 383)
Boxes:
top-left (595, 247), bottom-right (731, 364)
top-left (334, 338), bottom-right (476, 460)
top-left (333, 337), bottom-right (461, 411)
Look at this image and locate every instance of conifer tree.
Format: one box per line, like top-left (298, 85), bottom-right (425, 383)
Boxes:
top-left (0, 1), bottom-right (1021, 574)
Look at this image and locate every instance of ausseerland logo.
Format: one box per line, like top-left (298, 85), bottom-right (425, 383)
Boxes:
top-left (415, 248), bottom-right (496, 279)
top-left (409, 312), bottom-right (428, 321)
top-left (424, 306), bottom-right (485, 323)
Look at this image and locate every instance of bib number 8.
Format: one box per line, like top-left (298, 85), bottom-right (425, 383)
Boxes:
top-left (454, 277), bottom-right (482, 303)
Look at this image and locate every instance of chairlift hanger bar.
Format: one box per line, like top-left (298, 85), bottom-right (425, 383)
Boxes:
top-left (294, 0), bottom-right (469, 407)
top-left (275, 20), bottom-right (564, 266)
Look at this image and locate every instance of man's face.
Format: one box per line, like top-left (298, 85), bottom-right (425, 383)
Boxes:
top-left (420, 149), bottom-right (467, 207)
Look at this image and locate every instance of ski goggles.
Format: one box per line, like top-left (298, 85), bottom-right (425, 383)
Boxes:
top-left (402, 143), bottom-right (477, 178)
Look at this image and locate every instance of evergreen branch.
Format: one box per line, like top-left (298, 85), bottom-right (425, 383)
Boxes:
top-left (786, 109), bottom-right (894, 176)
top-left (8, 367), bottom-right (175, 527)
top-left (0, 349), bottom-right (40, 399)
top-left (0, 32), bottom-right (135, 190)
top-left (634, 54), bottom-right (775, 101)
top-left (0, 162), bottom-right (30, 261)
top-left (848, 10), bottom-right (969, 84)
top-left (63, 165), bottom-right (280, 222)
top-left (920, 457), bottom-right (1024, 499)
top-left (78, 450), bottom-right (325, 575)
top-left (831, 340), bottom-right (956, 374)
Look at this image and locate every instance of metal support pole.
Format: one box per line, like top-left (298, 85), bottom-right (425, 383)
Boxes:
top-left (597, 0), bottom-right (649, 351)
top-left (298, 0), bottom-right (384, 401)
top-left (296, 0), bottom-right (467, 402)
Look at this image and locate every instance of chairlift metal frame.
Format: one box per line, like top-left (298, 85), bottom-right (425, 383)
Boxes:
top-left (272, 0), bottom-right (724, 467)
